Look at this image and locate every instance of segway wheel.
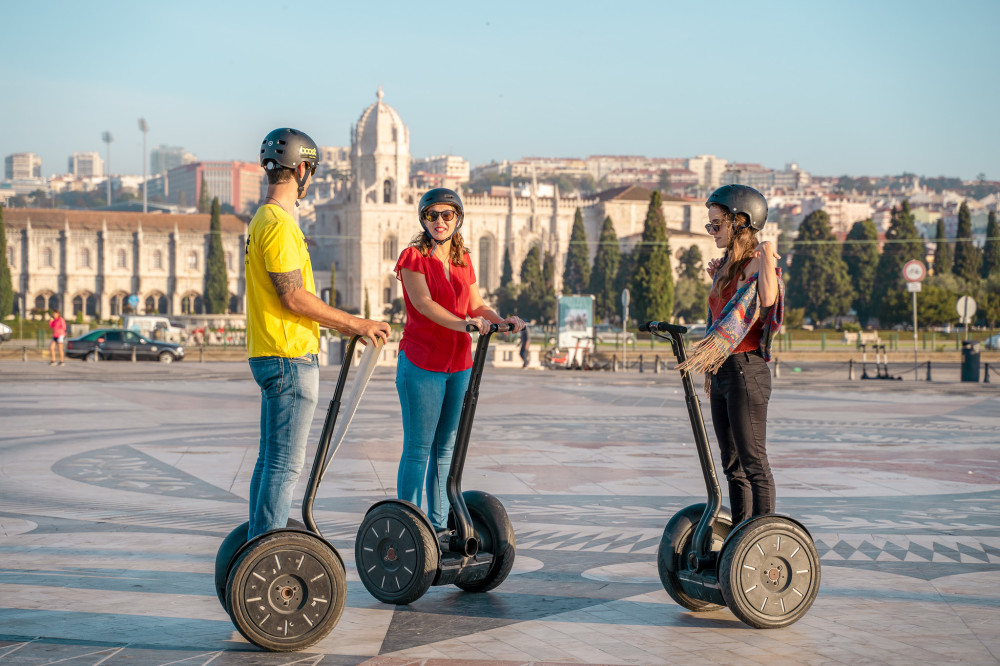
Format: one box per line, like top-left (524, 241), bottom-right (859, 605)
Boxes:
top-left (215, 519), bottom-right (304, 608)
top-left (657, 503), bottom-right (733, 612)
top-left (356, 502), bottom-right (438, 605)
top-left (718, 515), bottom-right (821, 629)
top-left (454, 490), bottom-right (516, 593)
top-left (226, 531), bottom-right (346, 651)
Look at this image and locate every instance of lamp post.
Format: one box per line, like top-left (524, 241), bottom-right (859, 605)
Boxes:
top-left (138, 118), bottom-right (148, 213)
top-left (101, 131), bottom-right (113, 206)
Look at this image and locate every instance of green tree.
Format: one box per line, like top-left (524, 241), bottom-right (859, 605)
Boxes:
top-left (516, 245), bottom-right (543, 322)
top-left (630, 190), bottom-right (673, 325)
top-left (198, 173), bottom-right (211, 214)
top-left (982, 210), bottom-right (1000, 278)
top-left (493, 246), bottom-right (519, 316)
top-left (203, 197), bottom-right (229, 313)
top-left (981, 273), bottom-right (1000, 327)
top-left (673, 246), bottom-right (709, 323)
top-left (364, 288), bottom-right (371, 319)
top-left (384, 297), bottom-right (404, 324)
top-left (657, 170), bottom-right (671, 194)
top-left (0, 205), bottom-right (13, 317)
top-left (786, 209), bottom-right (852, 324)
top-left (915, 276), bottom-right (958, 327)
top-left (952, 201), bottom-right (981, 282)
top-left (841, 219), bottom-right (880, 327)
top-left (873, 201), bottom-right (925, 326)
top-left (540, 251), bottom-right (557, 324)
top-left (932, 218), bottom-right (952, 276)
top-left (562, 208), bottom-right (590, 294)
top-left (588, 216), bottom-right (621, 322)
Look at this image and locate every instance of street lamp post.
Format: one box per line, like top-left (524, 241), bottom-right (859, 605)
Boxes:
top-left (138, 118), bottom-right (148, 213)
top-left (101, 131), bottom-right (113, 206)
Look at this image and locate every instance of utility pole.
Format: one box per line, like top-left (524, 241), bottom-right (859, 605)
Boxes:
top-left (101, 131), bottom-right (113, 206)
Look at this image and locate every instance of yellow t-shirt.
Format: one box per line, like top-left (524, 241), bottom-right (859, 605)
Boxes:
top-left (245, 204), bottom-right (320, 358)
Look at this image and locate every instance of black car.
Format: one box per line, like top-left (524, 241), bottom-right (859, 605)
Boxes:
top-left (66, 328), bottom-right (185, 363)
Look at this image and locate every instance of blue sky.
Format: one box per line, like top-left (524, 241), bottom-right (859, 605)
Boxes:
top-left (3, 0), bottom-right (997, 181)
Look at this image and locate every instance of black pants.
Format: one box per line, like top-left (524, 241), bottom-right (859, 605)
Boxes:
top-left (709, 351), bottom-right (775, 525)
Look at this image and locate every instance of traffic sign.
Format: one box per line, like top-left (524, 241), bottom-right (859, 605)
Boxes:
top-left (903, 260), bottom-right (926, 282)
top-left (621, 288), bottom-right (630, 308)
top-left (956, 295), bottom-right (977, 324)
top-left (906, 282), bottom-right (922, 293)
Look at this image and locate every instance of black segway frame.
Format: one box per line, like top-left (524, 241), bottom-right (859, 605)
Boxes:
top-left (356, 323), bottom-right (517, 605)
top-left (642, 320), bottom-right (821, 629)
top-left (214, 336), bottom-right (370, 651)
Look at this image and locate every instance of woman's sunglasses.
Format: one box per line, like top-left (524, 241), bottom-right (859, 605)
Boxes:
top-left (705, 222), bottom-right (723, 233)
top-left (422, 210), bottom-right (458, 223)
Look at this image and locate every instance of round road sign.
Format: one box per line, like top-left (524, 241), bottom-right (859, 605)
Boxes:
top-left (903, 260), bottom-right (926, 282)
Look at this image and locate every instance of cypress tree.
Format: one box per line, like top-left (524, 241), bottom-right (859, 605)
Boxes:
top-left (494, 246), bottom-right (519, 316)
top-left (198, 173), bottom-right (211, 214)
top-left (204, 198), bottom-right (229, 313)
top-left (588, 216), bottom-right (621, 322)
top-left (932, 218), bottom-right (952, 276)
top-left (673, 245), bottom-right (710, 323)
top-left (0, 205), bottom-right (13, 318)
top-left (562, 208), bottom-right (591, 294)
top-left (952, 201), bottom-right (981, 282)
top-left (872, 201), bottom-right (925, 326)
top-left (540, 251), bottom-right (557, 324)
top-left (842, 219), bottom-right (880, 327)
top-left (786, 209), bottom-right (852, 324)
top-left (364, 288), bottom-right (371, 319)
top-left (516, 245), bottom-right (543, 323)
top-left (630, 190), bottom-right (673, 325)
top-left (982, 210), bottom-right (1000, 278)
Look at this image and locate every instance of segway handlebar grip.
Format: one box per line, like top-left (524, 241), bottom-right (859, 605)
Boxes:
top-left (641, 321), bottom-right (688, 335)
top-left (465, 322), bottom-right (514, 333)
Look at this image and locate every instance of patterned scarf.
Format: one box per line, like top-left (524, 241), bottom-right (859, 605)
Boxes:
top-left (677, 268), bottom-right (784, 377)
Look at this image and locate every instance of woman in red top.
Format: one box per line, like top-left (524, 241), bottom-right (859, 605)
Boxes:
top-left (394, 188), bottom-right (526, 532)
top-left (703, 185), bottom-right (782, 526)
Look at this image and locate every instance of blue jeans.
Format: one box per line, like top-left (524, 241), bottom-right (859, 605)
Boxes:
top-left (247, 354), bottom-right (319, 540)
top-left (395, 350), bottom-right (471, 529)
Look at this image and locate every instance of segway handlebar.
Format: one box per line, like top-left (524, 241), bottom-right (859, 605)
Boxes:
top-left (640, 321), bottom-right (687, 335)
top-left (465, 322), bottom-right (515, 333)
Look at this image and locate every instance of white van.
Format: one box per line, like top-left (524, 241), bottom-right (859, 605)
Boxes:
top-left (123, 315), bottom-right (186, 342)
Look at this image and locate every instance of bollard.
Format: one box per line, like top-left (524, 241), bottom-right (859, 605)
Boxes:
top-left (612, 355), bottom-right (617, 372)
top-left (773, 357), bottom-right (781, 378)
top-left (986, 363), bottom-right (991, 384)
top-left (22, 345), bottom-right (27, 363)
top-left (638, 354), bottom-right (644, 373)
top-left (848, 358), bottom-right (855, 380)
top-left (821, 331), bottom-right (826, 352)
top-left (200, 346), bottom-right (205, 363)
top-left (926, 360), bottom-right (932, 381)
top-left (131, 346), bottom-right (137, 363)
top-left (654, 355), bottom-right (660, 373)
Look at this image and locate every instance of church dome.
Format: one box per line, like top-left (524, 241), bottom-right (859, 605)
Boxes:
top-left (355, 87), bottom-right (408, 155)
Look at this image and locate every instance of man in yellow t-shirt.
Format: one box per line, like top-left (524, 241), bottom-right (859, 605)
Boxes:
top-left (245, 128), bottom-right (390, 541)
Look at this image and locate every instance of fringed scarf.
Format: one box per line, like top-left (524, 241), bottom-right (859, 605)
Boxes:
top-left (677, 268), bottom-right (784, 377)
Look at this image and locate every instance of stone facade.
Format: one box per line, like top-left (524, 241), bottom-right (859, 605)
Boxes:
top-left (310, 91), bottom-right (778, 319)
top-left (3, 209), bottom-right (246, 319)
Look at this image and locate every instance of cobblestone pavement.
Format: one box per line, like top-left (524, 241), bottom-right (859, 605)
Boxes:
top-left (0, 361), bottom-right (998, 665)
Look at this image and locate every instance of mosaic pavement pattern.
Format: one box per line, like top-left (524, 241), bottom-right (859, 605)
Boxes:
top-left (0, 363), bottom-right (998, 664)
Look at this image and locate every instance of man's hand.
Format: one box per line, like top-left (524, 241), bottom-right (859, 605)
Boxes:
top-left (345, 317), bottom-right (391, 348)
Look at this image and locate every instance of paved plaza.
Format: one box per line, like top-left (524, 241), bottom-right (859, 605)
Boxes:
top-left (0, 359), bottom-right (998, 665)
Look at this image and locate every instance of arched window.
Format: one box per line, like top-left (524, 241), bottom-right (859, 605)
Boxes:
top-left (42, 246), bottom-right (53, 267)
top-left (73, 294), bottom-right (85, 316)
top-left (181, 293), bottom-right (204, 314)
top-left (85, 293), bottom-right (97, 316)
top-left (117, 248), bottom-right (127, 268)
top-left (382, 235), bottom-right (398, 261)
top-left (110, 293), bottom-right (126, 317)
top-left (228, 293), bottom-right (241, 314)
top-left (35, 294), bottom-right (47, 311)
top-left (383, 179), bottom-right (393, 204)
top-left (187, 251), bottom-right (198, 270)
top-left (152, 249), bottom-right (162, 270)
top-left (78, 247), bottom-right (91, 268)
top-left (383, 275), bottom-right (393, 305)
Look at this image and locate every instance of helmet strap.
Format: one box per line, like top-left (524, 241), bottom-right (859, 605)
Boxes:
top-left (294, 162), bottom-right (311, 207)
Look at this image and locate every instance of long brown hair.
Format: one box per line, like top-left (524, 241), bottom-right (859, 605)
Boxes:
top-left (408, 230), bottom-right (468, 266)
top-left (710, 204), bottom-right (759, 298)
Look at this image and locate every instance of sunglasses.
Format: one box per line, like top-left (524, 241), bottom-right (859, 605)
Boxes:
top-left (422, 209), bottom-right (458, 223)
top-left (705, 222), bottom-right (723, 233)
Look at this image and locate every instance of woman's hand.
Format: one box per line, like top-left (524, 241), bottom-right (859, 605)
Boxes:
top-left (467, 316), bottom-right (490, 335)
top-left (503, 315), bottom-right (527, 333)
top-left (753, 241), bottom-right (780, 266)
top-left (706, 257), bottom-right (724, 278)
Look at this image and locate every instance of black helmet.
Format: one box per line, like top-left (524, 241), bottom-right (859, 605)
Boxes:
top-left (259, 128), bottom-right (318, 171)
top-left (706, 184), bottom-right (768, 231)
top-left (417, 188), bottom-right (464, 245)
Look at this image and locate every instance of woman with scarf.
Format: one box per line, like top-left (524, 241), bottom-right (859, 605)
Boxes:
top-left (678, 184), bottom-right (784, 527)
top-left (393, 187), bottom-right (526, 534)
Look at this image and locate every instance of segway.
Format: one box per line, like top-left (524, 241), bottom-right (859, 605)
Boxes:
top-left (641, 321), bottom-right (821, 629)
top-left (355, 323), bottom-right (516, 604)
top-left (215, 336), bottom-right (380, 650)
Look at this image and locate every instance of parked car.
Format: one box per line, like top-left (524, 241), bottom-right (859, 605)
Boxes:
top-left (594, 323), bottom-right (635, 344)
top-left (66, 328), bottom-right (185, 363)
top-left (0, 322), bottom-right (11, 344)
top-left (984, 333), bottom-right (1000, 350)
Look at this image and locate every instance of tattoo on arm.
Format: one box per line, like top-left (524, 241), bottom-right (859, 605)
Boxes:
top-left (268, 269), bottom-right (303, 297)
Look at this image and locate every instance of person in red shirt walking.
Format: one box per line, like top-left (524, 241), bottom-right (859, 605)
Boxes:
top-left (48, 309), bottom-right (67, 366)
top-left (393, 188), bottom-right (526, 532)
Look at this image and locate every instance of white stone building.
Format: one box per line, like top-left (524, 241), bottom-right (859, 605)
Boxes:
top-left (4, 209), bottom-right (246, 319)
top-left (309, 91), bottom-right (777, 320)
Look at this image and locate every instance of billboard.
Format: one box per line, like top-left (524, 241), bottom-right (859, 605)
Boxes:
top-left (557, 294), bottom-right (595, 350)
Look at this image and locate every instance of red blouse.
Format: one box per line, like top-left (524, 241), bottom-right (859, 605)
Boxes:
top-left (394, 246), bottom-right (478, 373)
top-left (708, 276), bottom-right (764, 354)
